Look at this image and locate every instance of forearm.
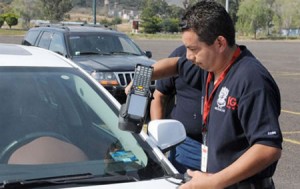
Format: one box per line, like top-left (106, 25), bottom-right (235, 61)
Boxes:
top-left (212, 144), bottom-right (281, 188)
top-left (151, 57), bottom-right (179, 80)
top-left (150, 90), bottom-right (166, 120)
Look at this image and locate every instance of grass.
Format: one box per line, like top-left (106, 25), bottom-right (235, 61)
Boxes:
top-left (0, 28), bottom-right (27, 36)
top-left (128, 32), bottom-right (181, 40)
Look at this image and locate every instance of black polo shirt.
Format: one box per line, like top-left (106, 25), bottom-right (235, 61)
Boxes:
top-left (177, 45), bottom-right (283, 179)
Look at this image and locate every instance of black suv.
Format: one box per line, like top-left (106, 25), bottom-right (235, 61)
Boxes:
top-left (22, 24), bottom-right (155, 103)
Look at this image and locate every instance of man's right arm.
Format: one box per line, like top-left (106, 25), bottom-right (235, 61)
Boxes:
top-left (125, 57), bottom-right (180, 95)
top-left (152, 57), bottom-right (179, 80)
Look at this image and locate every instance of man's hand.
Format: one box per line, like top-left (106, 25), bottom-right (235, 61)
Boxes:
top-left (179, 170), bottom-right (220, 189)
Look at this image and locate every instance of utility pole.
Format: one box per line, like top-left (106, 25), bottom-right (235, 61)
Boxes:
top-left (104, 0), bottom-right (109, 17)
top-left (225, 0), bottom-right (229, 12)
top-left (93, 0), bottom-right (96, 25)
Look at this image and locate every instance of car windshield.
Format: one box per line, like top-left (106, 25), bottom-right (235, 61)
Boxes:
top-left (68, 33), bottom-right (143, 56)
top-left (0, 67), bottom-right (164, 182)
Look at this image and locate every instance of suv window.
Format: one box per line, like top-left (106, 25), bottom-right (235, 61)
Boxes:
top-left (119, 37), bottom-right (141, 54)
top-left (49, 33), bottom-right (66, 56)
top-left (69, 34), bottom-right (142, 56)
top-left (23, 30), bottom-right (40, 46)
top-left (38, 31), bottom-right (52, 49)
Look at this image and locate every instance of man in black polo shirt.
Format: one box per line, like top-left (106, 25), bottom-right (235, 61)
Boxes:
top-left (129, 1), bottom-right (282, 188)
top-left (150, 45), bottom-right (203, 173)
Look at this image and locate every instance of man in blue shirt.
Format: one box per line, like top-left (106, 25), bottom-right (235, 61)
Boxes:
top-left (150, 45), bottom-right (203, 173)
top-left (128, 1), bottom-right (282, 188)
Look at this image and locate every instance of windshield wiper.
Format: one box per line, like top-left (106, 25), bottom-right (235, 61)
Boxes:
top-left (78, 51), bottom-right (111, 55)
top-left (1, 173), bottom-right (138, 188)
top-left (109, 51), bottom-right (140, 56)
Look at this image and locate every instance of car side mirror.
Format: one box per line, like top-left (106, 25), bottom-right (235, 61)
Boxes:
top-left (144, 51), bottom-right (152, 58)
top-left (147, 119), bottom-right (186, 152)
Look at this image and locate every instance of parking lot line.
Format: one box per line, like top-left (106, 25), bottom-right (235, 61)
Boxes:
top-left (271, 71), bottom-right (300, 76)
top-left (283, 138), bottom-right (300, 145)
top-left (282, 131), bottom-right (300, 135)
top-left (281, 109), bottom-right (300, 115)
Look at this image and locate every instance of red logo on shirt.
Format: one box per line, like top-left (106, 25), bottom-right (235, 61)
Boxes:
top-left (226, 96), bottom-right (238, 110)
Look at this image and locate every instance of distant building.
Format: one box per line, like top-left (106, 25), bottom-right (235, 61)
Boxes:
top-left (109, 9), bottom-right (138, 20)
top-left (281, 28), bottom-right (300, 37)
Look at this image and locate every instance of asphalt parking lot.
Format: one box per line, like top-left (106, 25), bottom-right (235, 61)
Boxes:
top-left (2, 36), bottom-right (300, 188)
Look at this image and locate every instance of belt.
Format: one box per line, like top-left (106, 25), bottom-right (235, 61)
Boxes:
top-left (227, 177), bottom-right (274, 189)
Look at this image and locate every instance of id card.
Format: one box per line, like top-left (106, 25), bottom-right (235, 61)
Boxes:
top-left (201, 144), bottom-right (208, 172)
top-left (110, 150), bottom-right (138, 162)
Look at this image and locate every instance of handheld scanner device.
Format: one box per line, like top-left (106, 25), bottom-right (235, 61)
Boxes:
top-left (119, 64), bottom-right (153, 133)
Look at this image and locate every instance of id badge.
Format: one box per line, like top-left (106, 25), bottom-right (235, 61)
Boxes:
top-left (201, 144), bottom-right (208, 172)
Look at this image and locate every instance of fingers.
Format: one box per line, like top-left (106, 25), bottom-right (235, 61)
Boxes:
top-left (125, 81), bottom-right (133, 95)
top-left (125, 87), bottom-right (130, 95)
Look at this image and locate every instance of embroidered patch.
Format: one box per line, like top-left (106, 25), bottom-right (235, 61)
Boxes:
top-left (215, 87), bottom-right (229, 112)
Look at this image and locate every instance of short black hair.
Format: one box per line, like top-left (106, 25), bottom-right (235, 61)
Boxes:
top-left (181, 0), bottom-right (235, 47)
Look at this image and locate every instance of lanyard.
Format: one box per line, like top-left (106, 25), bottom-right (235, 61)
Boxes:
top-left (202, 47), bottom-right (241, 144)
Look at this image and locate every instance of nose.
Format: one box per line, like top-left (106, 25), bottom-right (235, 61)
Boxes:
top-left (186, 50), bottom-right (195, 62)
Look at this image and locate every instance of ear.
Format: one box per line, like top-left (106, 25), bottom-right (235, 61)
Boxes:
top-left (214, 36), bottom-right (227, 52)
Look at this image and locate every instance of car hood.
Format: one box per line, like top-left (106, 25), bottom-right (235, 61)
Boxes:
top-left (71, 55), bottom-right (156, 73)
top-left (64, 178), bottom-right (180, 189)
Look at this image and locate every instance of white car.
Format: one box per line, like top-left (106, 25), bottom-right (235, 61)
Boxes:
top-left (0, 43), bottom-right (186, 188)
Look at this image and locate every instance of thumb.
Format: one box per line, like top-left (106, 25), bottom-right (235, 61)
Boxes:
top-left (186, 169), bottom-right (194, 177)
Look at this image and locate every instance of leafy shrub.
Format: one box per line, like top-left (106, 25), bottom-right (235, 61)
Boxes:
top-left (0, 15), bottom-right (4, 28)
top-left (3, 13), bottom-right (18, 29)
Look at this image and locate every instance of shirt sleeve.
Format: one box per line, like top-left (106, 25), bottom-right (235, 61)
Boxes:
top-left (168, 45), bottom-right (186, 57)
top-left (177, 57), bottom-right (204, 91)
top-left (155, 77), bottom-right (176, 96)
top-left (238, 73), bottom-right (282, 149)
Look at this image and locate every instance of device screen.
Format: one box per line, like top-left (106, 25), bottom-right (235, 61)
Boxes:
top-left (127, 94), bottom-right (147, 118)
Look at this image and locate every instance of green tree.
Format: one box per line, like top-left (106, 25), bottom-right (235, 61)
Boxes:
top-left (141, 14), bottom-right (162, 33)
top-left (161, 18), bottom-right (180, 33)
top-left (210, 0), bottom-right (240, 25)
top-left (11, 0), bottom-right (41, 29)
top-left (236, 0), bottom-right (272, 39)
top-left (0, 2), bottom-right (13, 14)
top-left (39, 0), bottom-right (73, 22)
top-left (0, 15), bottom-right (4, 28)
top-left (3, 13), bottom-right (18, 29)
top-left (111, 17), bottom-right (122, 25)
top-left (167, 4), bottom-right (185, 18)
top-left (274, 0), bottom-right (300, 36)
top-left (140, 0), bottom-right (163, 33)
top-left (100, 18), bottom-right (110, 26)
top-left (0, 3), bottom-right (7, 14)
top-left (140, 0), bottom-right (184, 33)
